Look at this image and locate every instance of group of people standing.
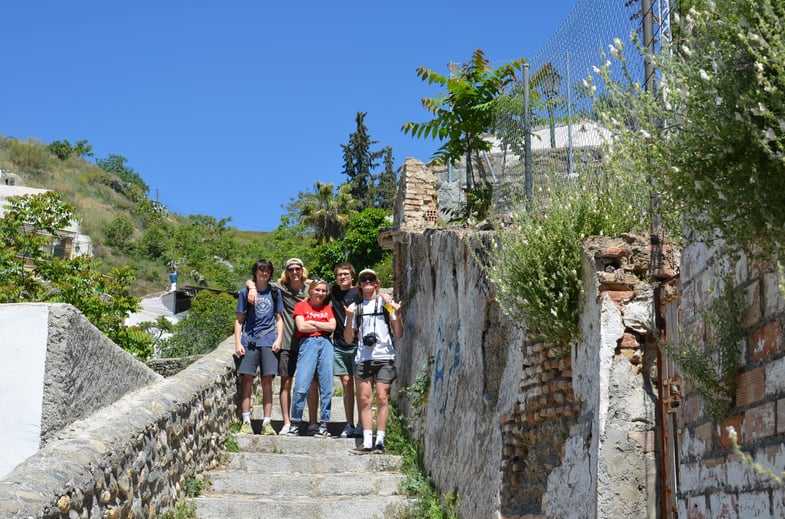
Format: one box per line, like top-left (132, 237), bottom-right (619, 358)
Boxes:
top-left (233, 258), bottom-right (403, 453)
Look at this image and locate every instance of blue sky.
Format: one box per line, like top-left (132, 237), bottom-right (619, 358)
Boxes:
top-left (1, 1), bottom-right (578, 232)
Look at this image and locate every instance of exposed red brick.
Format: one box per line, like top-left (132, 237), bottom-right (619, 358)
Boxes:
top-left (599, 290), bottom-right (635, 304)
top-left (596, 247), bottom-right (630, 258)
top-left (751, 320), bottom-right (784, 363)
top-left (719, 414), bottom-right (744, 449)
top-left (619, 332), bottom-right (640, 349)
top-left (736, 367), bottom-right (765, 408)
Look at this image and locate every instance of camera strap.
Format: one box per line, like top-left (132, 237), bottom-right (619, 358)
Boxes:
top-left (356, 296), bottom-right (382, 339)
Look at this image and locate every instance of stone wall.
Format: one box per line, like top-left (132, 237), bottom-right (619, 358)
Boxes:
top-left (391, 229), bottom-right (664, 518)
top-left (42, 304), bottom-right (163, 444)
top-left (0, 307), bottom-right (239, 518)
top-left (677, 241), bottom-right (785, 518)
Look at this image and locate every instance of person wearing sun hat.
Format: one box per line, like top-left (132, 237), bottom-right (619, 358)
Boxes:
top-left (344, 268), bottom-right (403, 453)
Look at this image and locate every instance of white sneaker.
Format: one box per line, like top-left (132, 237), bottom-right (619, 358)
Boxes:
top-left (340, 424), bottom-right (355, 438)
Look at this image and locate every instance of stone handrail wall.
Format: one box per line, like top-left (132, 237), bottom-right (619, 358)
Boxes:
top-left (0, 335), bottom-right (239, 518)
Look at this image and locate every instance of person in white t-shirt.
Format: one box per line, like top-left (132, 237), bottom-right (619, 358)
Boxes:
top-left (344, 269), bottom-right (403, 453)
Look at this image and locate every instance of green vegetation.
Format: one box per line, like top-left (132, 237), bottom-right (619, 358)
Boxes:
top-left (485, 165), bottom-right (649, 351)
top-left (0, 191), bottom-right (153, 358)
top-left (665, 282), bottom-right (743, 422)
top-left (159, 501), bottom-right (197, 519)
top-left (157, 291), bottom-right (236, 357)
top-left (404, 49), bottom-right (525, 220)
top-left (386, 404), bottom-right (460, 518)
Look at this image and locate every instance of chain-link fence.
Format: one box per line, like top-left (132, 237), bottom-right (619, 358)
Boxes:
top-left (435, 0), bottom-right (674, 218)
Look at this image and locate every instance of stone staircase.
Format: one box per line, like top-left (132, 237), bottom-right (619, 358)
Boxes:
top-left (191, 392), bottom-right (411, 518)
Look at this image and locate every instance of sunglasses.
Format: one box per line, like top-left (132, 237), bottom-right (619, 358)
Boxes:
top-left (287, 266), bottom-right (302, 272)
top-left (359, 277), bottom-right (376, 284)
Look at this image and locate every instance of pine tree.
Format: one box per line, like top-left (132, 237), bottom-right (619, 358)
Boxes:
top-left (341, 112), bottom-right (383, 209)
top-left (373, 146), bottom-right (398, 210)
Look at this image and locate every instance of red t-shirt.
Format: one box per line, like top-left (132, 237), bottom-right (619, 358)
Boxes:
top-left (293, 300), bottom-right (335, 339)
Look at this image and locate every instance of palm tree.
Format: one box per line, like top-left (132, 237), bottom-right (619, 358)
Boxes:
top-left (299, 182), bottom-right (360, 244)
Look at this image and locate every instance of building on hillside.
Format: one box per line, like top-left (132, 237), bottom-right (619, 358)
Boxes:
top-left (0, 181), bottom-right (93, 259)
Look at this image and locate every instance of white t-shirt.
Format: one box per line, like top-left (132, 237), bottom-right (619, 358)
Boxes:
top-left (347, 295), bottom-right (396, 362)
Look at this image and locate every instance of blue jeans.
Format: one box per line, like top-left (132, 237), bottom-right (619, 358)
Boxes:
top-left (291, 336), bottom-right (334, 423)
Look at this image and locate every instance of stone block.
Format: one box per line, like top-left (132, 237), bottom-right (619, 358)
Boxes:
top-left (763, 272), bottom-right (785, 318)
top-left (778, 399), bottom-right (785, 435)
top-left (741, 281), bottom-right (761, 329)
top-left (765, 357), bottom-right (785, 396)
top-left (736, 490), bottom-right (772, 518)
top-left (737, 367), bottom-right (765, 408)
top-left (694, 422), bottom-right (714, 446)
top-left (744, 402), bottom-right (776, 442)
top-left (752, 321), bottom-right (783, 363)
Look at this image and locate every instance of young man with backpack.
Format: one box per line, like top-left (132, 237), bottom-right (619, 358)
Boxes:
top-left (234, 259), bottom-right (284, 435)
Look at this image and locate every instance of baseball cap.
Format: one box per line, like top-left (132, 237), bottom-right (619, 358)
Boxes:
top-left (285, 258), bottom-right (304, 269)
top-left (358, 268), bottom-right (377, 279)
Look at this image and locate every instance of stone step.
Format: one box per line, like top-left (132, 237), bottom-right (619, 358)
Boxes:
top-left (192, 495), bottom-right (408, 519)
top-left (191, 421), bottom-right (411, 518)
top-left (206, 470), bottom-right (405, 497)
top-left (235, 434), bottom-right (363, 454)
top-left (224, 451), bottom-right (403, 474)
top-left (252, 395), bottom-right (355, 426)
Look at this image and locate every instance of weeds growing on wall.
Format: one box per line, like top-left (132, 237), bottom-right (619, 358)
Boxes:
top-left (399, 359), bottom-right (433, 417)
top-left (485, 163), bottom-right (650, 352)
top-left (665, 281), bottom-right (744, 423)
top-left (386, 404), bottom-right (460, 518)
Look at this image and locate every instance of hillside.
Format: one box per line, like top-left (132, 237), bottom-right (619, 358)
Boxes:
top-left (0, 136), bottom-right (272, 297)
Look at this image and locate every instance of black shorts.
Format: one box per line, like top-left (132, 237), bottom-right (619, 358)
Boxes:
top-left (355, 359), bottom-right (397, 384)
top-left (277, 346), bottom-right (299, 378)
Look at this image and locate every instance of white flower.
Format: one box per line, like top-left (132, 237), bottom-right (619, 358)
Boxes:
top-left (754, 61), bottom-right (764, 72)
top-left (681, 45), bottom-right (692, 57)
top-left (582, 79), bottom-right (590, 89)
top-left (640, 129), bottom-right (651, 139)
top-left (614, 37), bottom-right (623, 51)
top-left (699, 69), bottom-right (710, 81)
top-left (751, 102), bottom-right (768, 116)
top-left (592, 65), bottom-right (601, 74)
top-left (609, 45), bottom-right (620, 60)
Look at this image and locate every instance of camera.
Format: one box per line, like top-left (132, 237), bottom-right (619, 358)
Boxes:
top-left (362, 334), bottom-right (378, 347)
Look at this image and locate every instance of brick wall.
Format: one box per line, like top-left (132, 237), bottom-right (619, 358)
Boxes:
top-left (677, 242), bottom-right (785, 517)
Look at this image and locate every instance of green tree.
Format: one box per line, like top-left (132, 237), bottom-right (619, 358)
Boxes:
top-left (105, 214), bottom-right (135, 250)
top-left (96, 154), bottom-right (150, 196)
top-left (170, 214), bottom-right (237, 289)
top-left (292, 181), bottom-right (360, 244)
top-left (373, 146), bottom-right (398, 210)
top-left (0, 192), bottom-right (150, 357)
top-left (159, 291), bottom-right (236, 357)
top-left (342, 112), bottom-right (383, 209)
top-left (403, 49), bottom-right (525, 218)
top-left (48, 139), bottom-right (93, 160)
